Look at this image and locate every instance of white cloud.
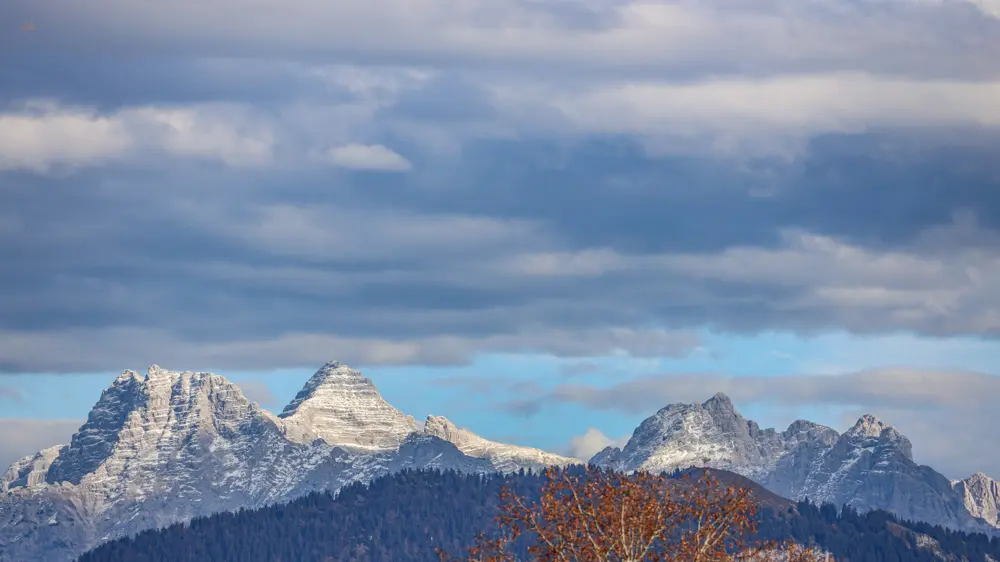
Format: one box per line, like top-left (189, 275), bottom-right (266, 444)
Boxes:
top-left (497, 73), bottom-right (1000, 157)
top-left (125, 106), bottom-right (274, 167)
top-left (0, 102), bottom-right (275, 172)
top-left (566, 427), bottom-right (629, 460)
top-left (0, 103), bottom-right (131, 172)
top-left (969, 0), bottom-right (1000, 19)
top-left (327, 143), bottom-right (412, 171)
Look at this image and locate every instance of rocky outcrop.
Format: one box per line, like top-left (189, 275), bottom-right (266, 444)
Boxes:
top-left (0, 362), bottom-right (567, 562)
top-left (593, 393), bottom-right (787, 480)
top-left (1, 445), bottom-right (64, 493)
top-left (955, 472), bottom-right (1000, 528)
top-left (591, 393), bottom-right (997, 535)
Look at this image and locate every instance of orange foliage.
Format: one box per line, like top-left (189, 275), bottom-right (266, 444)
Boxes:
top-left (441, 466), bottom-right (831, 562)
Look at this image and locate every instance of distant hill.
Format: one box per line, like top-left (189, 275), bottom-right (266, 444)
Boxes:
top-left (79, 468), bottom-right (1000, 562)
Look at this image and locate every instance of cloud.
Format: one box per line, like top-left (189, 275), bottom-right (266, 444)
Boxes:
top-left (235, 379), bottom-right (277, 407)
top-left (528, 367), bottom-right (1000, 479)
top-left (0, 103), bottom-right (131, 171)
top-left (7, 0), bottom-right (1000, 80)
top-left (565, 427), bottom-right (630, 460)
top-left (520, 73), bottom-right (1000, 156)
top-left (0, 0), bottom-right (998, 394)
top-left (0, 386), bottom-right (22, 402)
top-left (326, 143), bottom-right (412, 171)
top-left (0, 149), bottom-right (996, 374)
top-left (0, 326), bottom-right (701, 374)
top-left (970, 0), bottom-right (1000, 19)
top-left (0, 419), bottom-right (82, 474)
top-left (0, 102), bottom-right (274, 171)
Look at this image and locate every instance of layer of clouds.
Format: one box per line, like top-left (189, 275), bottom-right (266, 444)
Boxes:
top-left (5, 0), bottom-right (1000, 78)
top-left (534, 368), bottom-right (1000, 479)
top-left (0, 0), bottom-right (997, 377)
top-left (4, 196), bottom-right (994, 374)
top-left (0, 327), bottom-right (700, 373)
top-left (0, 419), bottom-right (82, 474)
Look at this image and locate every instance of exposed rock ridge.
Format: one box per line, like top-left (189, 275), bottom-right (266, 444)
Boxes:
top-left (423, 415), bottom-right (582, 472)
top-left (589, 393), bottom-right (996, 535)
top-left (0, 362), bottom-right (569, 562)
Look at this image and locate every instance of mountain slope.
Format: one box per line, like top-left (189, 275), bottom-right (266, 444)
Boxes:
top-left (422, 415), bottom-right (581, 472)
top-left (592, 393), bottom-right (788, 479)
top-left (0, 363), bottom-right (568, 562)
top-left (78, 468), bottom-right (1000, 562)
top-left (590, 393), bottom-right (997, 535)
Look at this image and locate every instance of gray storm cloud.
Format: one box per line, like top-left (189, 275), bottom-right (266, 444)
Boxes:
top-left (0, 0), bottom-right (996, 377)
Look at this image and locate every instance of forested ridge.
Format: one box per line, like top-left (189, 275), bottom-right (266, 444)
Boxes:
top-left (79, 468), bottom-right (1000, 562)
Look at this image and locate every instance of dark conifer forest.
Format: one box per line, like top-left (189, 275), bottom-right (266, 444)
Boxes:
top-left (78, 469), bottom-right (1000, 562)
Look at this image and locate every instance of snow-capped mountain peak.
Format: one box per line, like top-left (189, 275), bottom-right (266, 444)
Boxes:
top-left (595, 391), bottom-right (786, 479)
top-left (422, 415), bottom-right (581, 472)
top-left (4, 369), bottom-right (998, 562)
top-left (843, 414), bottom-right (913, 460)
top-left (277, 361), bottom-right (418, 449)
top-left (0, 363), bottom-right (583, 562)
top-left (592, 395), bottom-right (992, 535)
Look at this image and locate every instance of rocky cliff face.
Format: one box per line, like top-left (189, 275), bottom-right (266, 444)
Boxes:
top-left (0, 363), bottom-right (566, 562)
top-left (591, 394), bottom-right (997, 535)
top-left (955, 472), bottom-right (1000, 528)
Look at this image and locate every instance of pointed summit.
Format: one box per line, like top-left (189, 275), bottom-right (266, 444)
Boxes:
top-left (595, 392), bottom-right (786, 478)
top-left (847, 414), bottom-right (889, 438)
top-left (844, 414), bottom-right (913, 461)
top-left (279, 362), bottom-right (418, 450)
top-left (702, 392), bottom-right (735, 412)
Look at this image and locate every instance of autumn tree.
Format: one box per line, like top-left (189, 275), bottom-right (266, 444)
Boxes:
top-left (441, 466), bottom-right (830, 562)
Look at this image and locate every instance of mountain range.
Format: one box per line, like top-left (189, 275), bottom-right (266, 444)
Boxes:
top-left (1, 362), bottom-right (997, 561)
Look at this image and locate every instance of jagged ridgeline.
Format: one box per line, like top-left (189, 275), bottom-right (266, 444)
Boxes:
top-left (79, 469), bottom-right (1000, 562)
top-left (0, 362), bottom-right (580, 562)
top-left (2, 362), bottom-right (998, 562)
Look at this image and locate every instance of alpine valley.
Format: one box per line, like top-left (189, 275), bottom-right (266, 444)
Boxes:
top-left (1, 362), bottom-right (997, 561)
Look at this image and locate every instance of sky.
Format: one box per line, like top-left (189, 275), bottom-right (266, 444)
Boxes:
top-left (1, 0), bottom-right (999, 481)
